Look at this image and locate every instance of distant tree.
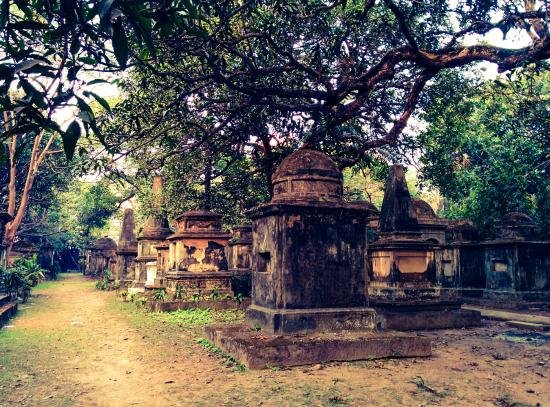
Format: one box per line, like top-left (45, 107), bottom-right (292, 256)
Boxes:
top-left (0, 116), bottom-right (75, 254)
top-left (416, 69), bottom-right (549, 238)
top-left (74, 180), bottom-right (120, 240)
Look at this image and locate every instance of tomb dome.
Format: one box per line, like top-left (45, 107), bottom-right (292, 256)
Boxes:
top-left (446, 219), bottom-right (479, 242)
top-left (348, 200), bottom-right (380, 216)
top-left (91, 237), bottom-right (117, 251)
top-left (500, 211), bottom-right (535, 226)
top-left (411, 198), bottom-right (437, 219)
top-left (271, 149), bottom-right (343, 202)
top-left (498, 212), bottom-right (536, 240)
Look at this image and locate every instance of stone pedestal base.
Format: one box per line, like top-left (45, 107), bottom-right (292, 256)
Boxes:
top-left (164, 271), bottom-right (233, 296)
top-left (246, 304), bottom-right (377, 334)
top-left (204, 324), bottom-right (431, 369)
top-left (372, 301), bottom-right (482, 331)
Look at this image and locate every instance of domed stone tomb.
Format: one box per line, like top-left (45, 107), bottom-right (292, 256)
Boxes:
top-left (497, 212), bottom-right (536, 240)
top-left (411, 198), bottom-right (448, 244)
top-left (246, 149), bottom-right (375, 334)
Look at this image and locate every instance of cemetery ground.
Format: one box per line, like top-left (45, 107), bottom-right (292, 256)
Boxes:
top-left (0, 274), bottom-right (548, 407)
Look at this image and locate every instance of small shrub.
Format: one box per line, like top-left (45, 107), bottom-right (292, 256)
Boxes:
top-left (209, 287), bottom-right (221, 300)
top-left (95, 269), bottom-right (114, 291)
top-left (152, 288), bottom-right (168, 302)
top-left (234, 293), bottom-right (244, 305)
top-left (135, 296), bottom-right (147, 307)
top-left (120, 291), bottom-right (129, 301)
top-left (0, 255), bottom-right (46, 302)
top-left (173, 283), bottom-right (186, 300)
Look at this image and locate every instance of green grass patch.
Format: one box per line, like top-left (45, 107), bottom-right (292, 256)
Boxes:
top-left (151, 308), bottom-right (245, 328)
top-left (32, 273), bottom-right (90, 292)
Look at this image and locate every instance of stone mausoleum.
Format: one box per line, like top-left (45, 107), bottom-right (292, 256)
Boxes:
top-left (164, 209), bottom-right (232, 296)
top-left (131, 176), bottom-right (172, 292)
top-left (480, 212), bottom-right (550, 301)
top-left (246, 149), bottom-right (375, 333)
top-left (368, 164), bottom-right (481, 330)
top-left (85, 236), bottom-right (117, 277)
top-left (206, 149), bottom-right (431, 368)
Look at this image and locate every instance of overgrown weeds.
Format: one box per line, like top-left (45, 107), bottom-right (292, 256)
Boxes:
top-left (196, 338), bottom-right (246, 372)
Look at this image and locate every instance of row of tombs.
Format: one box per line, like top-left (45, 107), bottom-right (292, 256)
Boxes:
top-left (83, 149), bottom-right (550, 332)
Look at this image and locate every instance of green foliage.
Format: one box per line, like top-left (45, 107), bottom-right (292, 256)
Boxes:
top-left (135, 296), bottom-right (148, 307)
top-left (417, 69), bottom-right (550, 238)
top-left (0, 255), bottom-right (46, 302)
top-left (76, 181), bottom-right (120, 238)
top-left (56, 179), bottom-right (120, 248)
top-left (197, 338), bottom-right (246, 372)
top-left (234, 293), bottom-right (244, 305)
top-left (152, 288), bottom-right (168, 302)
top-left (1, 0), bottom-right (204, 156)
top-left (152, 308), bottom-right (244, 328)
top-left (173, 283), bottom-right (186, 301)
top-left (95, 269), bottom-right (113, 291)
top-left (209, 287), bottom-right (221, 301)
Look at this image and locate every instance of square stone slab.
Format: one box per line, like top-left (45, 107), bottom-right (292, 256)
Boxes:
top-left (204, 324), bottom-right (431, 369)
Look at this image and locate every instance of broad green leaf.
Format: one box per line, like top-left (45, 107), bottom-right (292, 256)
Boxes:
top-left (112, 19), bottom-right (129, 68)
top-left (86, 78), bottom-right (109, 85)
top-left (83, 90), bottom-right (111, 112)
top-left (62, 121), bottom-right (81, 160)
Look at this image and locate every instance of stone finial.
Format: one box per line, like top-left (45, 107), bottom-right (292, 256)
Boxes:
top-left (118, 209), bottom-right (138, 253)
top-left (271, 149), bottom-right (343, 203)
top-left (378, 164), bottom-right (419, 233)
top-left (140, 176), bottom-right (172, 239)
top-left (119, 209), bottom-right (136, 243)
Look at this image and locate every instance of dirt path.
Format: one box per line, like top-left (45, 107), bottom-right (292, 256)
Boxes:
top-left (1, 274), bottom-right (549, 406)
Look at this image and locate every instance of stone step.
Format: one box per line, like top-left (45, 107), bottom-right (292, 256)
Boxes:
top-left (205, 324), bottom-right (431, 369)
top-left (0, 301), bottom-right (18, 328)
top-left (463, 305), bottom-right (550, 326)
top-left (506, 320), bottom-right (550, 332)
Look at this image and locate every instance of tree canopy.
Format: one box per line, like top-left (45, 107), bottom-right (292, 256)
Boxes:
top-left (1, 0), bottom-right (549, 162)
top-left (416, 68), bottom-right (549, 237)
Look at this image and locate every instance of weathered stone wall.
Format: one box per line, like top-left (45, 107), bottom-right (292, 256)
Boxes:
top-left (252, 204), bottom-right (369, 310)
top-left (482, 241), bottom-right (550, 299)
